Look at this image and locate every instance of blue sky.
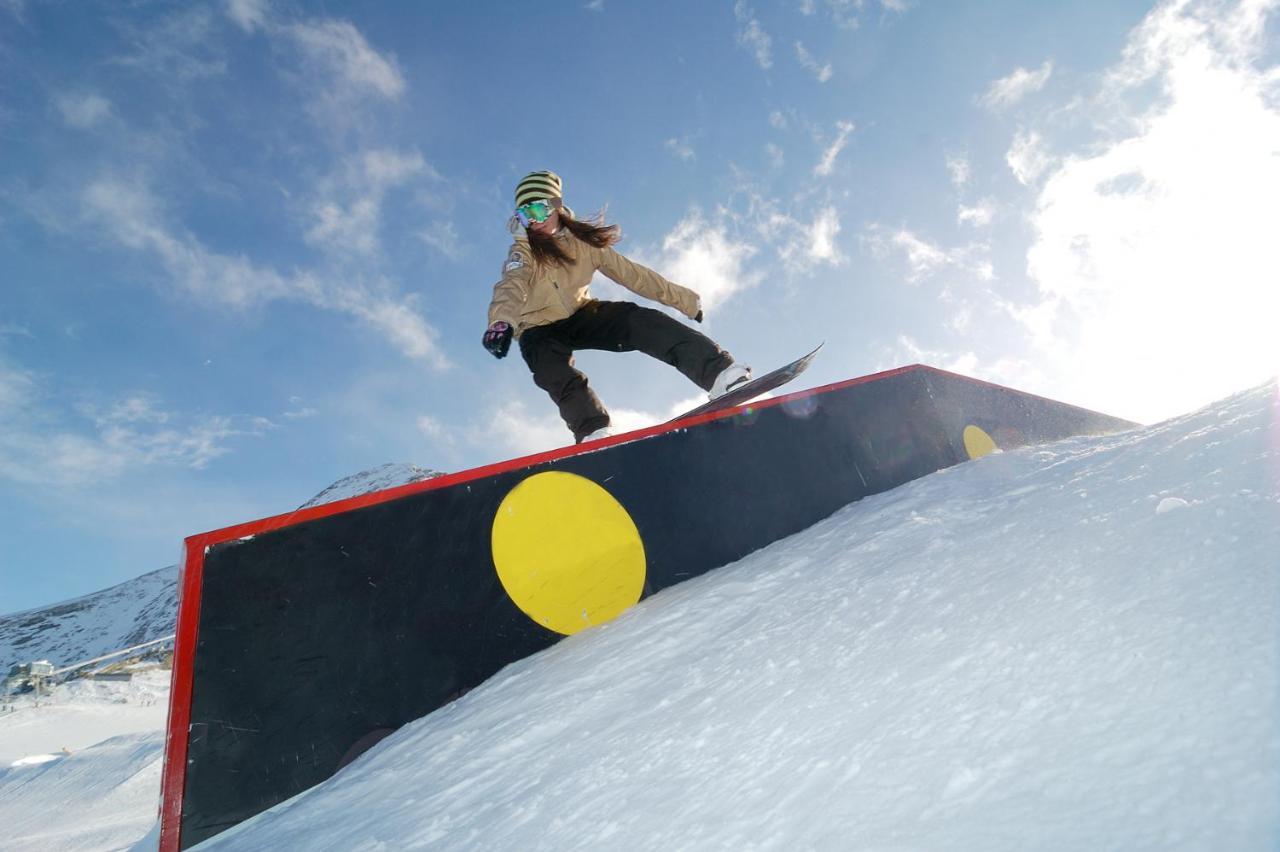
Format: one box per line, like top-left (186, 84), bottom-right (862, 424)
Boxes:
top-left (2, 0), bottom-right (1278, 612)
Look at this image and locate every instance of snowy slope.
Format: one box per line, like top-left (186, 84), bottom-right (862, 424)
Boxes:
top-left (199, 381), bottom-right (1280, 851)
top-left (0, 464), bottom-right (444, 672)
top-left (0, 667), bottom-right (170, 765)
top-left (0, 668), bottom-right (170, 851)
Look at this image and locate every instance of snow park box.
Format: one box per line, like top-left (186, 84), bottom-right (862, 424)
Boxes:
top-left (159, 364), bottom-right (1135, 850)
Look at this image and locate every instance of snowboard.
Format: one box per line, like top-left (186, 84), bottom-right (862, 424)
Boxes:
top-left (671, 343), bottom-right (824, 422)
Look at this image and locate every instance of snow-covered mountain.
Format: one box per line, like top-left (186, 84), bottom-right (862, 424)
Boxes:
top-left (0, 463), bottom-right (444, 672)
top-left (296, 462), bottom-right (445, 510)
top-left (0, 566), bottom-right (178, 676)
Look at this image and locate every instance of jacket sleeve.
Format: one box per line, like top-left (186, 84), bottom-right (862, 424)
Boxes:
top-left (487, 242), bottom-right (534, 327)
top-left (591, 244), bottom-right (702, 320)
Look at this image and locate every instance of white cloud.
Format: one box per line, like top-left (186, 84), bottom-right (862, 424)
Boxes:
top-left (288, 19), bottom-right (405, 99)
top-left (795, 42), bottom-right (833, 82)
top-left (870, 227), bottom-right (946, 280)
top-left (805, 206), bottom-right (844, 264)
top-left (814, 120), bottom-right (856, 176)
top-left (800, 0), bottom-right (817, 14)
top-left (769, 110), bottom-right (788, 130)
top-left (1006, 129), bottom-right (1053, 185)
top-left (665, 137), bottom-right (696, 161)
top-left (416, 414), bottom-right (450, 441)
top-left (650, 209), bottom-right (761, 311)
top-left (56, 93), bottom-right (112, 129)
top-left (420, 220), bottom-right (465, 262)
top-left (585, 0), bottom-right (605, 10)
top-left (774, 205), bottom-right (846, 271)
top-left (81, 176), bottom-right (446, 365)
top-left (865, 225), bottom-right (993, 283)
top-left (479, 399), bottom-right (572, 457)
top-left (765, 142), bottom-right (785, 169)
top-left (982, 61), bottom-right (1054, 111)
top-left (886, 336), bottom-right (1044, 392)
top-left (1015, 0), bottom-right (1280, 422)
top-left (0, 359), bottom-right (34, 415)
top-left (363, 149), bottom-right (432, 186)
top-left (821, 0), bottom-right (863, 29)
top-left (815, 0), bottom-right (907, 28)
top-left (86, 395), bottom-right (171, 427)
top-left (947, 154), bottom-right (971, 187)
top-left (0, 367), bottom-right (272, 489)
top-left (112, 7), bottom-right (227, 82)
top-left (308, 198), bottom-right (380, 254)
top-left (226, 0), bottom-right (268, 32)
top-left (711, 172), bottom-right (849, 277)
top-left (957, 199), bottom-right (996, 227)
top-left (734, 1), bottom-right (773, 70)
top-left (306, 148), bottom-right (434, 257)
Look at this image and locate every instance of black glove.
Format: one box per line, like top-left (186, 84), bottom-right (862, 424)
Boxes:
top-left (694, 310), bottom-right (703, 323)
top-left (483, 321), bottom-right (513, 359)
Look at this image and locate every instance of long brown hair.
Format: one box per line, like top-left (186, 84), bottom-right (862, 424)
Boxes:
top-left (527, 209), bottom-right (621, 268)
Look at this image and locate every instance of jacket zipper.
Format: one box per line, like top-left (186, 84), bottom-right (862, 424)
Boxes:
top-left (550, 278), bottom-right (572, 314)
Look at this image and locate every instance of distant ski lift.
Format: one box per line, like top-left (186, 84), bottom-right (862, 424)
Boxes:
top-left (4, 660), bottom-right (55, 699)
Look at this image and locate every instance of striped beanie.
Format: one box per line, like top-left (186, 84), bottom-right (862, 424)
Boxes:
top-left (514, 170), bottom-right (563, 207)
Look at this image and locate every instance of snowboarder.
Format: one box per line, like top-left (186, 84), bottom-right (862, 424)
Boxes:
top-left (483, 170), bottom-right (751, 443)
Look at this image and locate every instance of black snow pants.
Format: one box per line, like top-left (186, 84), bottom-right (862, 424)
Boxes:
top-left (518, 300), bottom-right (733, 443)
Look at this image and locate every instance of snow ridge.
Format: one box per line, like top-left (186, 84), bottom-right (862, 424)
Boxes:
top-left (296, 462), bottom-right (445, 510)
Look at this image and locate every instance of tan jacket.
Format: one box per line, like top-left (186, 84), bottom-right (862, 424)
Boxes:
top-left (487, 230), bottom-right (702, 336)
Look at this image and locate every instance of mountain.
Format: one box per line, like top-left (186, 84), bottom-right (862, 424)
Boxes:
top-left (0, 463), bottom-right (444, 671)
top-left (0, 566), bottom-right (178, 675)
top-left (296, 462), bottom-right (444, 510)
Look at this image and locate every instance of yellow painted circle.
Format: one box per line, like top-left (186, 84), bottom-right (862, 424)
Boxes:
top-left (963, 424), bottom-right (998, 459)
top-left (491, 472), bottom-right (646, 636)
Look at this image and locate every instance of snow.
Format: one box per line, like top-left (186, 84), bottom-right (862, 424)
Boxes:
top-left (197, 381), bottom-right (1280, 851)
top-left (0, 732), bottom-right (163, 852)
top-left (3, 383), bottom-right (1278, 851)
top-left (0, 668), bottom-right (170, 765)
top-left (0, 669), bottom-right (168, 851)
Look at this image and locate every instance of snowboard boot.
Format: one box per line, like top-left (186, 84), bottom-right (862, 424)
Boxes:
top-left (578, 425), bottom-right (615, 444)
top-left (709, 363), bottom-right (752, 400)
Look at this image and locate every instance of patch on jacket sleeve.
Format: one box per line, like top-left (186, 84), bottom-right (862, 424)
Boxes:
top-left (503, 248), bottom-right (527, 273)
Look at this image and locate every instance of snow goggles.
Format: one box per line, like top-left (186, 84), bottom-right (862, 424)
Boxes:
top-left (514, 199), bottom-right (556, 227)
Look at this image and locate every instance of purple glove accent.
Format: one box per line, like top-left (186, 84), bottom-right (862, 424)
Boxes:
top-left (483, 321), bottom-right (513, 359)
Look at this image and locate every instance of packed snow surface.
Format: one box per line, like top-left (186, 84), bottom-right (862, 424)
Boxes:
top-left (0, 668), bottom-right (169, 765)
top-left (0, 668), bottom-right (169, 851)
top-left (198, 382), bottom-right (1280, 851)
